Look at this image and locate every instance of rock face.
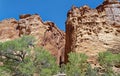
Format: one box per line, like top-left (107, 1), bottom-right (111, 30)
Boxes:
top-left (0, 18), bottom-right (19, 42)
top-left (0, 14), bottom-right (65, 64)
top-left (17, 14), bottom-right (65, 64)
top-left (65, 0), bottom-right (120, 63)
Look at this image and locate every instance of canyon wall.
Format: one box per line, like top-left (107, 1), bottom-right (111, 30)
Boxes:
top-left (65, 0), bottom-right (120, 63)
top-left (0, 0), bottom-right (120, 65)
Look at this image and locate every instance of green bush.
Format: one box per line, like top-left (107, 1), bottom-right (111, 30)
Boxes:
top-left (65, 52), bottom-right (88, 76)
top-left (0, 36), bottom-right (59, 76)
top-left (85, 65), bottom-right (98, 76)
top-left (0, 35), bottom-right (34, 52)
top-left (98, 52), bottom-right (120, 67)
top-left (98, 51), bottom-right (120, 76)
top-left (19, 47), bottom-right (59, 76)
top-left (0, 35), bottom-right (35, 75)
top-left (35, 47), bottom-right (59, 76)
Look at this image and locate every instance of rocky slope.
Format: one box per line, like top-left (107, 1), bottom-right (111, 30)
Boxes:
top-left (0, 14), bottom-right (65, 64)
top-left (65, 0), bottom-right (120, 63)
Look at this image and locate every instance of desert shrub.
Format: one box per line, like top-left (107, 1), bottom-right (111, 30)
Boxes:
top-left (35, 47), bottom-right (59, 75)
top-left (85, 65), bottom-right (98, 76)
top-left (98, 51), bottom-right (120, 76)
top-left (65, 52), bottom-right (88, 76)
top-left (19, 47), bottom-right (59, 76)
top-left (0, 36), bottom-right (59, 76)
top-left (98, 52), bottom-right (120, 66)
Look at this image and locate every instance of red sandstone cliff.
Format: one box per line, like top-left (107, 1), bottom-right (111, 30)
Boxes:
top-left (0, 14), bottom-right (65, 64)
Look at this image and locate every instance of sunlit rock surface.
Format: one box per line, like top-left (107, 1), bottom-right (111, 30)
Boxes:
top-left (65, 0), bottom-right (120, 63)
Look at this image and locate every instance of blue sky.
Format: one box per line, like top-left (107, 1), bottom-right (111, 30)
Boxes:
top-left (0, 0), bottom-right (103, 31)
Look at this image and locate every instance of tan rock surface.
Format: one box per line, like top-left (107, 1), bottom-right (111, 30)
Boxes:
top-left (65, 0), bottom-right (120, 63)
top-left (0, 18), bottom-right (19, 42)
